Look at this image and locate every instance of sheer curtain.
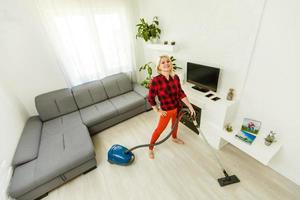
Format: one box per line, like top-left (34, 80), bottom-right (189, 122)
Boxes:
top-left (36, 0), bottom-right (136, 86)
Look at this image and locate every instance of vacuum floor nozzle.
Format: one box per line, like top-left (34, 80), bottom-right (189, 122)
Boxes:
top-left (218, 175), bottom-right (240, 187)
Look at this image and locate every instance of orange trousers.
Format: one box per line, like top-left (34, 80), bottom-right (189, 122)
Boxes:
top-left (149, 108), bottom-right (178, 150)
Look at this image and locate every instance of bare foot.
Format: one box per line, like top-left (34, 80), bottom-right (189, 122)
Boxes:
top-left (149, 150), bottom-right (154, 159)
top-left (172, 138), bottom-right (185, 144)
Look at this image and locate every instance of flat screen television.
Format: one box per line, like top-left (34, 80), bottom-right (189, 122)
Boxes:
top-left (187, 62), bottom-right (220, 92)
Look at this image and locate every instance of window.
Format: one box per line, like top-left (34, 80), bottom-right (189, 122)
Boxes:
top-left (37, 1), bottom-right (135, 86)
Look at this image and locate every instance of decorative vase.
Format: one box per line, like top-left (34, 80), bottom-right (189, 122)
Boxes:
top-left (227, 88), bottom-right (234, 101)
top-left (264, 140), bottom-right (272, 146)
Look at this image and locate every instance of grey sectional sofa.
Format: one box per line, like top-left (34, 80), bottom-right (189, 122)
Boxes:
top-left (8, 73), bottom-right (151, 200)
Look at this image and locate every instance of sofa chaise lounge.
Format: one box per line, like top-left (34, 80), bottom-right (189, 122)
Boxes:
top-left (8, 72), bottom-right (151, 200)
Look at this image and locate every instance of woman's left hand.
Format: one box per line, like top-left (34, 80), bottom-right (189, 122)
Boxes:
top-left (181, 97), bottom-right (196, 119)
top-left (188, 106), bottom-right (196, 119)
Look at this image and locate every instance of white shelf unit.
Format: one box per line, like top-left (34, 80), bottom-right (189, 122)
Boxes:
top-left (145, 44), bottom-right (176, 52)
top-left (182, 82), bottom-right (282, 165)
top-left (202, 122), bottom-right (282, 165)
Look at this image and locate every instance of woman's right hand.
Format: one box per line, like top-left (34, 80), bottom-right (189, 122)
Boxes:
top-left (156, 109), bottom-right (167, 117)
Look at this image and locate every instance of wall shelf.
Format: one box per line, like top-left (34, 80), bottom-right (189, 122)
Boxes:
top-left (182, 82), bottom-right (282, 166)
top-left (145, 44), bottom-right (176, 52)
top-left (202, 122), bottom-right (282, 165)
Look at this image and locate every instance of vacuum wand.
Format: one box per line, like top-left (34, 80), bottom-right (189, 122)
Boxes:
top-left (191, 119), bottom-right (240, 186)
top-left (108, 107), bottom-right (240, 186)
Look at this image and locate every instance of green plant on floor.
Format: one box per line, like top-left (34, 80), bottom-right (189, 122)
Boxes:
top-left (136, 16), bottom-right (161, 42)
top-left (170, 56), bottom-right (182, 71)
top-left (139, 62), bottom-right (154, 88)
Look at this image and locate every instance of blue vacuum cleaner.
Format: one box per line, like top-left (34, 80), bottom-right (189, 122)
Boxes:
top-left (107, 108), bottom-right (240, 187)
top-left (107, 108), bottom-right (188, 166)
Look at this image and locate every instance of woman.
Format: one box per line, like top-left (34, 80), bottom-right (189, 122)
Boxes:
top-left (147, 55), bottom-right (196, 159)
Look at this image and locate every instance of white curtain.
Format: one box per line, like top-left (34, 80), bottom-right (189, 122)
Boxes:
top-left (36, 0), bottom-right (136, 86)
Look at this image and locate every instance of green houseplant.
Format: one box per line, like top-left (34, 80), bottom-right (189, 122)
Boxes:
top-left (136, 16), bottom-right (161, 42)
top-left (170, 56), bottom-right (182, 71)
top-left (139, 56), bottom-right (182, 89)
top-left (139, 62), bottom-right (154, 88)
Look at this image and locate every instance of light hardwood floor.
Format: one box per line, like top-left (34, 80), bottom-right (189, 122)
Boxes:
top-left (45, 111), bottom-right (300, 200)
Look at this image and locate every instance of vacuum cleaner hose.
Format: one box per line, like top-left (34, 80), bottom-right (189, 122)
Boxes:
top-left (108, 106), bottom-right (239, 186)
top-left (125, 108), bottom-right (191, 153)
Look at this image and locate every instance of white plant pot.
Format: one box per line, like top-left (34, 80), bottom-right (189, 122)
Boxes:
top-left (149, 38), bottom-right (159, 44)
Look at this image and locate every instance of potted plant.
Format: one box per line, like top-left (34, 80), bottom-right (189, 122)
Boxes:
top-left (139, 62), bottom-right (154, 88)
top-left (136, 16), bottom-right (161, 43)
top-left (224, 123), bottom-right (233, 132)
top-left (139, 56), bottom-right (181, 89)
top-left (264, 131), bottom-right (277, 146)
top-left (170, 56), bottom-right (182, 71)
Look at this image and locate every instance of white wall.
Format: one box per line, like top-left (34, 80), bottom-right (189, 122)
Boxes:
top-left (0, 82), bottom-right (28, 200)
top-left (0, 0), bottom-right (67, 115)
top-left (1, 0), bottom-right (299, 188)
top-left (137, 0), bottom-right (300, 186)
top-left (236, 0), bottom-right (300, 185)
top-left (0, 0), bottom-right (142, 116)
top-left (135, 0), bottom-right (264, 97)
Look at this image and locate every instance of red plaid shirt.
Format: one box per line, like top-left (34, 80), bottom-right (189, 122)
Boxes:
top-left (147, 74), bottom-right (187, 111)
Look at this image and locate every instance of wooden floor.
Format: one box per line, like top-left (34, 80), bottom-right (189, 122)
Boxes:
top-left (45, 111), bottom-right (300, 200)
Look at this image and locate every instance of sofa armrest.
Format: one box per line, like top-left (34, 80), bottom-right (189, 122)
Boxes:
top-left (133, 83), bottom-right (148, 99)
top-left (12, 116), bottom-right (42, 167)
top-left (133, 83), bottom-right (158, 110)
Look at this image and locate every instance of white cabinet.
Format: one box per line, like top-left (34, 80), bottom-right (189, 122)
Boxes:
top-left (182, 82), bottom-right (237, 149)
top-left (182, 82), bottom-right (282, 165)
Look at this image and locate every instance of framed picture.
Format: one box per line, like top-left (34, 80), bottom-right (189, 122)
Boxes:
top-left (235, 118), bottom-right (261, 145)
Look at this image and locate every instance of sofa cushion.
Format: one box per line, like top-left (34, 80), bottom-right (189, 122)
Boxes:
top-left (36, 125), bottom-right (94, 184)
top-left (72, 80), bottom-right (108, 109)
top-left (12, 116), bottom-right (42, 167)
top-left (101, 73), bottom-right (132, 98)
top-left (35, 88), bottom-right (78, 121)
top-left (79, 100), bottom-right (118, 127)
top-left (42, 111), bottom-right (83, 135)
top-left (109, 91), bottom-right (145, 114)
top-left (9, 113), bottom-right (95, 199)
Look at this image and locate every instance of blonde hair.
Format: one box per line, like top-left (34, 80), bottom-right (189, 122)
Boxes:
top-left (156, 55), bottom-right (176, 78)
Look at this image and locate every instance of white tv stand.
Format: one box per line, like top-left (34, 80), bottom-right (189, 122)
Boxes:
top-left (182, 82), bottom-right (282, 166)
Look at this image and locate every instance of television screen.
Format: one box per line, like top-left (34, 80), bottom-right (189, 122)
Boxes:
top-left (187, 62), bottom-right (220, 92)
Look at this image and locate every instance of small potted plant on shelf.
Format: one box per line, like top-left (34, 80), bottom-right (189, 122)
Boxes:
top-left (225, 123), bottom-right (233, 133)
top-left (136, 16), bottom-right (161, 43)
top-left (264, 131), bottom-right (277, 146)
